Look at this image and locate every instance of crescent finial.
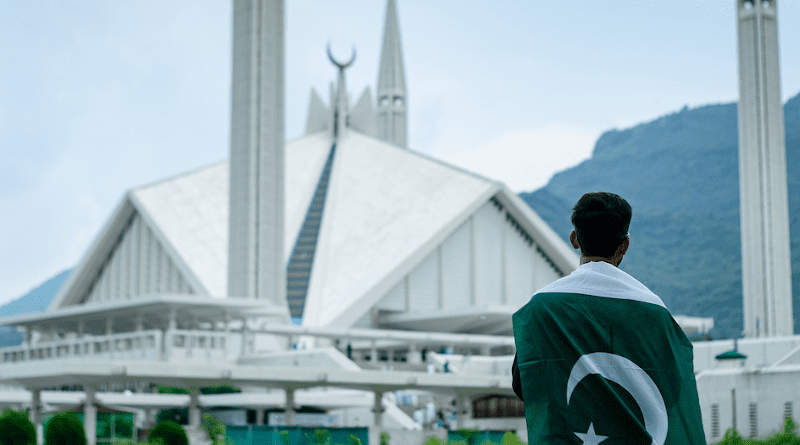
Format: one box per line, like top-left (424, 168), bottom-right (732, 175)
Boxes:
top-left (326, 42), bottom-right (356, 70)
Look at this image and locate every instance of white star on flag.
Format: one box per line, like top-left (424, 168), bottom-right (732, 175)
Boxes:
top-left (574, 423), bottom-right (608, 445)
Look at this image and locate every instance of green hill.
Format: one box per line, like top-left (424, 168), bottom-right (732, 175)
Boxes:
top-left (521, 92), bottom-right (800, 339)
top-left (0, 269), bottom-right (71, 346)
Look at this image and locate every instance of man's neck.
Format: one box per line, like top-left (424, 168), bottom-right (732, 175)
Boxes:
top-left (580, 256), bottom-right (621, 267)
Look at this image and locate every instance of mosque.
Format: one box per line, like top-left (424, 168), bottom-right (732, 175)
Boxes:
top-left (0, 0), bottom-right (795, 444)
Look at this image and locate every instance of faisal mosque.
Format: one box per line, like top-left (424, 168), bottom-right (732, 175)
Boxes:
top-left (0, 0), bottom-right (797, 444)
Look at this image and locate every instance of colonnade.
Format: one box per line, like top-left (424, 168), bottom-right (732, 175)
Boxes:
top-left (22, 385), bottom-right (396, 445)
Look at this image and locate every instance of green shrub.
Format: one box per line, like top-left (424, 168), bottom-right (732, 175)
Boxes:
top-left (380, 431), bottom-right (390, 445)
top-left (155, 409), bottom-right (187, 426)
top-left (148, 420), bottom-right (188, 445)
top-left (201, 414), bottom-right (225, 445)
top-left (501, 432), bottom-right (524, 445)
top-left (714, 419), bottom-right (800, 445)
top-left (0, 409), bottom-right (36, 445)
top-left (306, 429), bottom-right (330, 445)
top-left (45, 412), bottom-right (86, 445)
top-left (422, 436), bottom-right (443, 445)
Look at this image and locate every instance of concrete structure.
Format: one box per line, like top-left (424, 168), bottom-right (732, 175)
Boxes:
top-left (736, 0), bottom-right (793, 337)
top-left (228, 0), bottom-right (287, 309)
top-left (0, 1), bottom-right (576, 444)
top-left (376, 0), bottom-right (408, 148)
top-left (5, 1), bottom-right (796, 444)
top-left (693, 337), bottom-right (800, 442)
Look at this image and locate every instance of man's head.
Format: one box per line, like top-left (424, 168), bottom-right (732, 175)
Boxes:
top-left (569, 192), bottom-right (632, 265)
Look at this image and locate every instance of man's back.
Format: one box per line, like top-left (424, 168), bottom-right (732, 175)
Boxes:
top-left (513, 261), bottom-right (705, 444)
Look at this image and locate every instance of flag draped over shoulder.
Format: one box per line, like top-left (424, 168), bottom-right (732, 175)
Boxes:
top-left (512, 261), bottom-right (706, 445)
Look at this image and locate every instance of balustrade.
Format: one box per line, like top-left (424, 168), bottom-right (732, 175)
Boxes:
top-left (0, 330), bottom-right (162, 364)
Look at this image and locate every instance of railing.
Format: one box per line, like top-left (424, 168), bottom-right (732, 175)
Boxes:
top-left (165, 330), bottom-right (229, 362)
top-left (0, 330), bottom-right (163, 364)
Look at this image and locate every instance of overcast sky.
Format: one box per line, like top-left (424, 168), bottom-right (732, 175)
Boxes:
top-left (1, 1), bottom-right (799, 304)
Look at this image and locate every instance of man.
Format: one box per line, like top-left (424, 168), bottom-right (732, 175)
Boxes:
top-left (512, 192), bottom-right (705, 444)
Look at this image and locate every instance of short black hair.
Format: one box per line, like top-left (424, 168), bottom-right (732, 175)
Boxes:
top-left (571, 192), bottom-right (632, 258)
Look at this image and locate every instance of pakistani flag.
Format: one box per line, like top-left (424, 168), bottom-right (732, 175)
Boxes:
top-left (513, 261), bottom-right (706, 445)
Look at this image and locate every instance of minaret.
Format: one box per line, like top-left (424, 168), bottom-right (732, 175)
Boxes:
top-left (227, 0), bottom-right (287, 307)
top-left (736, 0), bottom-right (793, 336)
top-left (376, 0), bottom-right (408, 148)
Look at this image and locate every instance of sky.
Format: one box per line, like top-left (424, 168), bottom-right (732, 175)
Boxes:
top-left (1, 1), bottom-right (799, 305)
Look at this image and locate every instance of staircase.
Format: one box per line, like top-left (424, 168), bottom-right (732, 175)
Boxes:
top-left (286, 143), bottom-right (337, 319)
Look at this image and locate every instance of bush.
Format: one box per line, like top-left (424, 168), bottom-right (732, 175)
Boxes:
top-left (148, 420), bottom-right (188, 445)
top-left (716, 418), bottom-right (800, 445)
top-left (307, 429), bottom-right (330, 445)
top-left (501, 432), bottom-right (524, 445)
top-left (201, 414), bottom-right (225, 445)
top-left (0, 409), bottom-right (36, 445)
top-left (155, 409), bottom-right (187, 426)
top-left (45, 412), bottom-right (86, 445)
top-left (422, 436), bottom-right (444, 445)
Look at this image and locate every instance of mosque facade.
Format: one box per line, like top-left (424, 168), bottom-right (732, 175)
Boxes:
top-left (0, 1), bottom-right (575, 443)
top-left (0, 1), bottom-right (797, 444)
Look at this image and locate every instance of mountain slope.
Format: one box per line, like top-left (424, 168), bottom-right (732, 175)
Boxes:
top-left (522, 92), bottom-right (800, 338)
top-left (0, 269), bottom-right (71, 346)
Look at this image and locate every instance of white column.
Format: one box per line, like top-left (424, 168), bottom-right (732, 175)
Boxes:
top-left (241, 318), bottom-right (250, 356)
top-left (135, 314), bottom-right (144, 332)
top-left (408, 343), bottom-right (422, 365)
top-left (189, 388), bottom-right (201, 429)
top-left (165, 308), bottom-right (177, 360)
top-left (105, 317), bottom-right (113, 335)
top-left (224, 312), bottom-right (232, 358)
top-left (168, 308), bottom-right (177, 331)
top-left (501, 219), bottom-right (509, 304)
top-left (737, 0), bottom-right (793, 337)
top-left (84, 387), bottom-right (97, 445)
top-left (285, 388), bottom-right (296, 426)
top-left (470, 216), bottom-right (479, 306)
top-left (255, 408), bottom-right (265, 426)
top-left (455, 393), bottom-right (472, 430)
top-left (29, 388), bottom-right (42, 445)
top-left (370, 340), bottom-right (378, 364)
top-left (227, 0), bottom-right (287, 309)
top-left (373, 391), bottom-right (385, 428)
top-left (437, 246), bottom-right (445, 310)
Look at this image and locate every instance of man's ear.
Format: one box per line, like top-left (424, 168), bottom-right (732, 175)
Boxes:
top-left (569, 230), bottom-right (580, 250)
top-left (616, 235), bottom-right (630, 257)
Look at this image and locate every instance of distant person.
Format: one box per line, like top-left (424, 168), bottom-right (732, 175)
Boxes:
top-left (512, 192), bottom-right (705, 444)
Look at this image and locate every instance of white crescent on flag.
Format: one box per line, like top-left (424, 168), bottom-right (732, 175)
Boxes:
top-left (567, 352), bottom-right (668, 445)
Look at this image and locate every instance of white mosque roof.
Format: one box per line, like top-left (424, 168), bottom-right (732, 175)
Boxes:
top-left (129, 132), bottom-right (332, 298)
top-left (128, 129), bottom-right (495, 307)
top-left (302, 131), bottom-right (497, 327)
top-left (49, 128), bottom-right (576, 327)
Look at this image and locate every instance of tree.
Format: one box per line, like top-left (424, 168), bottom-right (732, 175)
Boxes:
top-left (148, 420), bottom-right (188, 445)
top-left (44, 413), bottom-right (86, 445)
top-left (201, 414), bottom-right (225, 445)
top-left (0, 409), bottom-right (36, 445)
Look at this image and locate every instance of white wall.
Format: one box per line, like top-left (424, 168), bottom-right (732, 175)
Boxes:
top-left (84, 212), bottom-right (193, 304)
top-left (698, 369), bottom-right (800, 442)
top-left (374, 199), bottom-right (564, 323)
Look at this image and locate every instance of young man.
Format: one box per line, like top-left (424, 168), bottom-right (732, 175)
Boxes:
top-left (512, 192), bottom-right (705, 444)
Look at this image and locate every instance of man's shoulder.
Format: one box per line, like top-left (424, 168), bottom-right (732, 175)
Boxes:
top-left (531, 262), bottom-right (666, 308)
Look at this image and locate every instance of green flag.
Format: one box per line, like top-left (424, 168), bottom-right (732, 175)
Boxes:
top-left (513, 262), bottom-right (706, 445)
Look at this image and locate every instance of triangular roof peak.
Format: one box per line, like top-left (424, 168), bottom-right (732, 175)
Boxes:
top-left (49, 190), bottom-right (207, 311)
